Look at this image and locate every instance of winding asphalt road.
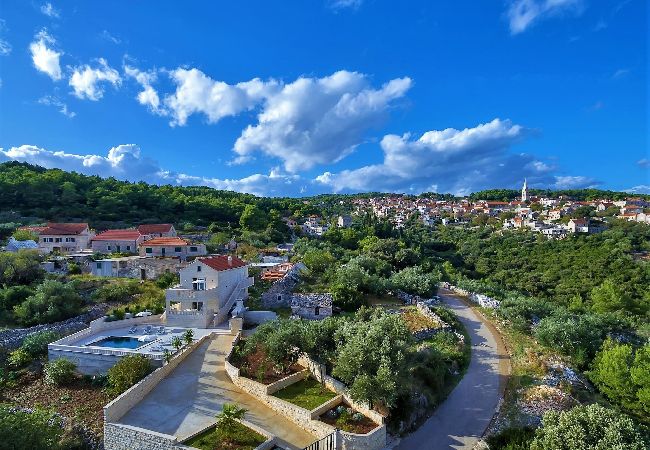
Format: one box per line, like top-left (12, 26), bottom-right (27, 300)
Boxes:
top-left (395, 289), bottom-right (509, 450)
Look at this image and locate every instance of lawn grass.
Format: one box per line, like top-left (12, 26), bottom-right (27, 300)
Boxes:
top-left (273, 377), bottom-right (337, 410)
top-left (184, 421), bottom-right (265, 450)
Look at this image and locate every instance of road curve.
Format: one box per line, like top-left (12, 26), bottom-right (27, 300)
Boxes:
top-left (395, 289), bottom-right (509, 450)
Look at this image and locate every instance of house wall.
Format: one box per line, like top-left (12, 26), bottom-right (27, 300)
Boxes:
top-left (92, 238), bottom-right (142, 253)
top-left (39, 231), bottom-right (93, 253)
top-left (139, 244), bottom-right (206, 260)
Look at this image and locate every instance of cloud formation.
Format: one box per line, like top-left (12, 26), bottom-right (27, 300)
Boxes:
top-left (0, 144), bottom-right (306, 197)
top-left (128, 68), bottom-right (411, 172)
top-left (37, 95), bottom-right (76, 118)
top-left (315, 118), bottom-right (595, 195)
top-left (124, 65), bottom-right (161, 112)
top-left (69, 58), bottom-right (121, 100)
top-left (163, 68), bottom-right (279, 126)
top-left (507, 0), bottom-right (584, 34)
top-left (328, 0), bottom-right (363, 11)
top-left (0, 19), bottom-right (11, 56)
top-left (29, 30), bottom-right (62, 80)
top-left (637, 158), bottom-right (649, 168)
top-left (233, 71), bottom-right (412, 172)
top-left (40, 2), bottom-right (60, 18)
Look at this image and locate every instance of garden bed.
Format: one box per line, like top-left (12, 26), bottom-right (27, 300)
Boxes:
top-left (319, 404), bottom-right (379, 434)
top-left (231, 341), bottom-right (304, 384)
top-left (401, 307), bottom-right (440, 332)
top-left (273, 376), bottom-right (337, 410)
top-left (184, 421), bottom-right (265, 450)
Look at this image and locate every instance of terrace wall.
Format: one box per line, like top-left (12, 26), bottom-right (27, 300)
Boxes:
top-left (226, 334), bottom-right (387, 449)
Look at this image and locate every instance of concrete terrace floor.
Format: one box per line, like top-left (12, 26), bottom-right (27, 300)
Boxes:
top-left (117, 334), bottom-right (316, 450)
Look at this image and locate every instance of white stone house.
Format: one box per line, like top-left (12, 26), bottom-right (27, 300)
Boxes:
top-left (29, 223), bottom-right (94, 254)
top-left (165, 255), bottom-right (253, 328)
top-left (91, 229), bottom-right (145, 253)
top-left (337, 215), bottom-right (353, 228)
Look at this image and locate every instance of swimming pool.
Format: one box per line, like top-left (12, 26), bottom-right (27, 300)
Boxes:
top-left (88, 336), bottom-right (144, 349)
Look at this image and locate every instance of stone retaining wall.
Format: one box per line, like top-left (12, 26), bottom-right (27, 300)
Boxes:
top-left (104, 333), bottom-right (212, 423)
top-left (244, 310), bottom-right (278, 325)
top-left (440, 282), bottom-right (501, 308)
top-left (104, 423), bottom-right (182, 450)
top-left (226, 334), bottom-right (387, 449)
top-left (0, 304), bottom-right (109, 351)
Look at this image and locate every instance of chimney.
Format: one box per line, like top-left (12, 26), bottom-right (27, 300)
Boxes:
top-left (228, 255), bottom-right (233, 266)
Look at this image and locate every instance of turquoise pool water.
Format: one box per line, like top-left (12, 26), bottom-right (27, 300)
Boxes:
top-left (89, 336), bottom-right (143, 349)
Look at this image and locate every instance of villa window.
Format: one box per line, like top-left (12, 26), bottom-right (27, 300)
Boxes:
top-left (126, 245), bottom-right (131, 250)
top-left (55, 238), bottom-right (62, 243)
top-left (192, 278), bottom-right (206, 291)
top-left (315, 306), bottom-right (320, 316)
top-left (174, 247), bottom-right (182, 253)
top-left (190, 246), bottom-right (197, 252)
top-left (96, 262), bottom-right (102, 269)
top-left (145, 247), bottom-right (152, 254)
top-left (197, 265), bottom-right (202, 272)
top-left (107, 246), bottom-right (112, 251)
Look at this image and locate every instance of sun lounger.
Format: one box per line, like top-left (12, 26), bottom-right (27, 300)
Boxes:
top-left (128, 325), bottom-right (137, 334)
top-left (157, 326), bottom-right (165, 335)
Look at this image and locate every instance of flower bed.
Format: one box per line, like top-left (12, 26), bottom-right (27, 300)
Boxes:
top-left (184, 421), bottom-right (265, 450)
top-left (272, 376), bottom-right (337, 410)
top-left (319, 404), bottom-right (379, 434)
top-left (230, 341), bottom-right (304, 384)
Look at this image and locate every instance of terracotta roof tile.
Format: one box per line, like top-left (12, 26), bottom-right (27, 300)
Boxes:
top-left (198, 255), bottom-right (247, 271)
top-left (140, 237), bottom-right (189, 246)
top-left (137, 224), bottom-right (174, 234)
top-left (41, 223), bottom-right (89, 235)
top-left (93, 229), bottom-right (142, 241)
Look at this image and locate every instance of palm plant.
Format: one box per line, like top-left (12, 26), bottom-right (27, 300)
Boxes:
top-left (171, 336), bottom-right (183, 352)
top-left (183, 329), bottom-right (194, 345)
top-left (216, 403), bottom-right (247, 430)
top-left (163, 348), bottom-right (172, 363)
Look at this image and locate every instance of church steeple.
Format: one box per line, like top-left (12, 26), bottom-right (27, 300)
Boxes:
top-left (521, 178), bottom-right (528, 202)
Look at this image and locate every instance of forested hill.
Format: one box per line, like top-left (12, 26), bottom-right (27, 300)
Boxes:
top-left (0, 162), bottom-right (646, 227)
top-left (468, 188), bottom-right (650, 202)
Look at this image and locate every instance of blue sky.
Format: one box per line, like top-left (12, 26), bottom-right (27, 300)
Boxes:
top-left (0, 0), bottom-right (647, 196)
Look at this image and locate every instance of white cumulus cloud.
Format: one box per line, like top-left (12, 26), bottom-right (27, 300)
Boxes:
top-left (69, 58), bottom-right (121, 100)
top-left (124, 66), bottom-right (162, 112)
top-left (553, 175), bottom-right (598, 189)
top-left (233, 71), bottom-right (412, 172)
top-left (163, 68), bottom-right (280, 126)
top-left (507, 0), bottom-right (584, 34)
top-left (29, 30), bottom-right (62, 80)
top-left (315, 118), bottom-right (594, 195)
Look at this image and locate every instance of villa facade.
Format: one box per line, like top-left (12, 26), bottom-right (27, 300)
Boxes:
top-left (165, 255), bottom-right (253, 328)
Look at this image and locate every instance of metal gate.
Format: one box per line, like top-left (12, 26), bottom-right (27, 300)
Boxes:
top-left (303, 431), bottom-right (336, 450)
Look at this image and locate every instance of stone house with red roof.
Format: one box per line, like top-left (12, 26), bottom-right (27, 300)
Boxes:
top-left (26, 222), bottom-right (95, 254)
top-left (137, 223), bottom-right (177, 238)
top-left (165, 255), bottom-right (253, 327)
top-left (138, 237), bottom-right (206, 260)
top-left (91, 229), bottom-right (145, 254)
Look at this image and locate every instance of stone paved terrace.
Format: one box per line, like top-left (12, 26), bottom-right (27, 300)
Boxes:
top-left (117, 334), bottom-right (316, 449)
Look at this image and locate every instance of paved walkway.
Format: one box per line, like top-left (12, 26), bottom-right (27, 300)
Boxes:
top-left (395, 289), bottom-right (509, 450)
top-left (118, 334), bottom-right (316, 449)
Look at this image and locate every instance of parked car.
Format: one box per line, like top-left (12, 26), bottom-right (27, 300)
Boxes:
top-left (135, 310), bottom-right (153, 317)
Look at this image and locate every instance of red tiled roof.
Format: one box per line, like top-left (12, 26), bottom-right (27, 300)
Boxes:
top-left (18, 225), bottom-right (48, 234)
top-left (41, 223), bottom-right (89, 235)
top-left (137, 224), bottom-right (174, 234)
top-left (140, 237), bottom-right (188, 246)
top-left (198, 255), bottom-right (247, 271)
top-left (93, 229), bottom-right (142, 241)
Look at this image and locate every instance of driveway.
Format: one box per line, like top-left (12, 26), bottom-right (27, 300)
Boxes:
top-left (118, 334), bottom-right (316, 449)
top-left (395, 289), bottom-right (509, 450)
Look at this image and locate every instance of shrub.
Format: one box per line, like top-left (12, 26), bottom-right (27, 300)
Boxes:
top-left (21, 330), bottom-right (60, 356)
top-left (67, 262), bottom-right (82, 275)
top-left (106, 355), bottom-right (153, 396)
top-left (13, 280), bottom-right (83, 326)
top-left (486, 427), bottom-right (535, 450)
top-left (155, 272), bottom-right (179, 289)
top-left (389, 265), bottom-right (440, 297)
top-left (0, 404), bottom-right (65, 449)
top-left (44, 358), bottom-right (76, 385)
top-left (530, 404), bottom-right (649, 450)
top-left (8, 348), bottom-right (32, 368)
top-left (92, 281), bottom-right (138, 303)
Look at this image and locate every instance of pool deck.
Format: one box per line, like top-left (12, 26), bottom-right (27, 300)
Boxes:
top-left (70, 322), bottom-right (226, 357)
